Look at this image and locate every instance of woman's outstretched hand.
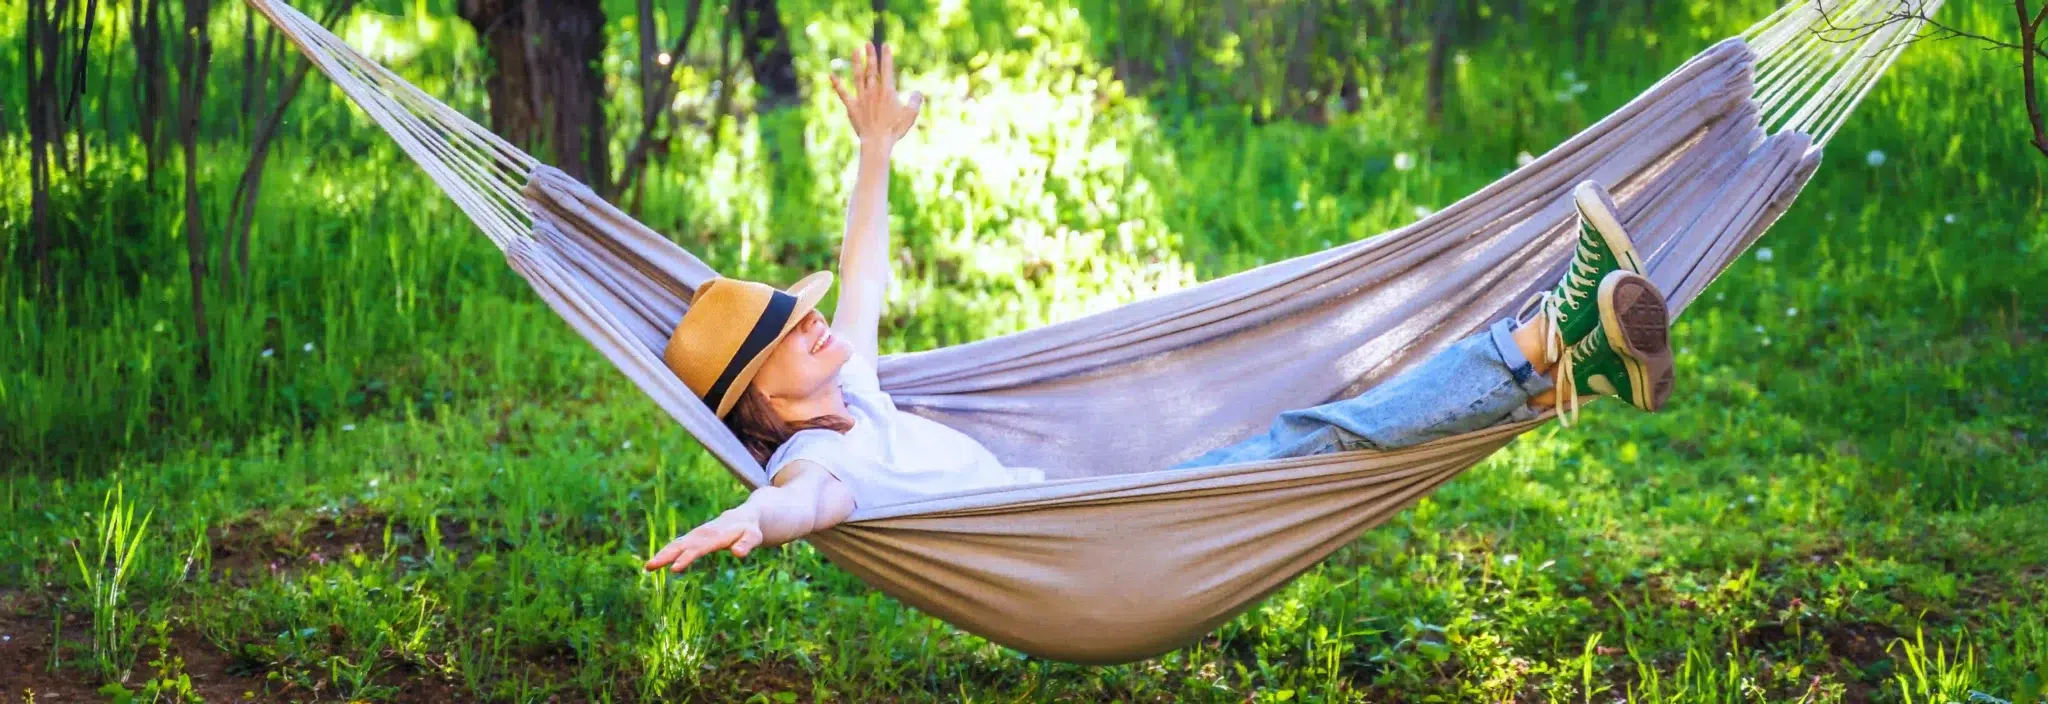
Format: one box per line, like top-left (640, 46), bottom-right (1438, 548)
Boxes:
top-left (644, 506), bottom-right (765, 572)
top-left (830, 42), bottom-right (923, 149)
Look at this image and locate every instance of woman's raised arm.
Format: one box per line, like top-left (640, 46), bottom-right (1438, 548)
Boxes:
top-left (827, 42), bottom-right (923, 366)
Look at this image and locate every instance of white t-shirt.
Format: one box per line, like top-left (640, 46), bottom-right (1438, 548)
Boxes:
top-left (764, 356), bottom-right (1045, 509)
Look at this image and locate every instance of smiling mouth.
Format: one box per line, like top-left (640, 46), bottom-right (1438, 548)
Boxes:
top-left (809, 328), bottom-right (833, 355)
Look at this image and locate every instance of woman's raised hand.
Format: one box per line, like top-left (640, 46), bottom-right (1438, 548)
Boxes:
top-left (830, 42), bottom-right (924, 149)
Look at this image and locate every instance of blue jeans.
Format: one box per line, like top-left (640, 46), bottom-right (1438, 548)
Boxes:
top-left (1174, 318), bottom-right (1554, 468)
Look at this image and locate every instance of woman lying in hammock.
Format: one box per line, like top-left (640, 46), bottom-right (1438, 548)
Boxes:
top-left (645, 43), bottom-right (1676, 573)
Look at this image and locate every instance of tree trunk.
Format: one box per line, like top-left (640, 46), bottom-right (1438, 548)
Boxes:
top-left (138, 0), bottom-right (168, 189)
top-left (2019, 0), bottom-right (2048, 158)
top-left (46, 0), bottom-right (70, 170)
top-left (1425, 0), bottom-right (1456, 124)
top-left (872, 0), bottom-right (886, 46)
top-left (179, 0), bottom-right (214, 374)
top-left (27, 0), bottom-right (56, 294)
top-left (736, 0), bottom-right (800, 112)
top-left (68, 0), bottom-right (100, 178)
top-left (617, 0), bottom-right (707, 204)
top-left (459, 0), bottom-right (610, 193)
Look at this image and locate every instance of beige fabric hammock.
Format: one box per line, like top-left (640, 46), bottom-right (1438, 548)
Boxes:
top-left (247, 0), bottom-right (1937, 663)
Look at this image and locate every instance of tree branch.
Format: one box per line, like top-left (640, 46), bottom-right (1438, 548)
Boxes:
top-left (1813, 0), bottom-right (2048, 158)
top-left (614, 0), bottom-right (706, 200)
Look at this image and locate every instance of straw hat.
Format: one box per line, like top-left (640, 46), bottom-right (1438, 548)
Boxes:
top-left (664, 271), bottom-right (834, 417)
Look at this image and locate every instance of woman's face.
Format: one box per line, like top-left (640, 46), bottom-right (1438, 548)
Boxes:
top-left (750, 311), bottom-right (852, 406)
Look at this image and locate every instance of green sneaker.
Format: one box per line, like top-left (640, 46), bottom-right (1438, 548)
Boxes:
top-left (1529, 181), bottom-right (1647, 361)
top-left (1559, 271), bottom-right (1674, 419)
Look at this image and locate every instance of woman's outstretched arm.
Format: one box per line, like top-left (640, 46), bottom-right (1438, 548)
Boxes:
top-left (828, 42), bottom-right (923, 366)
top-left (642, 460), bottom-right (855, 572)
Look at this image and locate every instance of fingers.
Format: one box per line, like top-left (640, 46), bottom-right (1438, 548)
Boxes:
top-left (880, 43), bottom-right (896, 95)
top-left (908, 90), bottom-right (924, 111)
top-left (644, 539), bottom-right (688, 570)
top-left (829, 73), bottom-right (852, 110)
top-left (851, 44), bottom-right (867, 92)
top-left (643, 524), bottom-right (743, 573)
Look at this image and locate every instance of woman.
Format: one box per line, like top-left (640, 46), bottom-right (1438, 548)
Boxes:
top-left (645, 43), bottom-right (1674, 573)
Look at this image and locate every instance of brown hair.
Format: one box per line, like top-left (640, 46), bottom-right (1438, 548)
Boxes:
top-left (723, 385), bottom-right (855, 465)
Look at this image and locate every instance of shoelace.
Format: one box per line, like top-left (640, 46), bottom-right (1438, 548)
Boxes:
top-left (1515, 230), bottom-right (1605, 427)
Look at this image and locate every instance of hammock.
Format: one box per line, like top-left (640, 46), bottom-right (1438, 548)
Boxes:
top-left (246, 0), bottom-right (1937, 663)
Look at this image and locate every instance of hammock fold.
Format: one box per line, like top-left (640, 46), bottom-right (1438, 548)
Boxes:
top-left (247, 0), bottom-right (1936, 663)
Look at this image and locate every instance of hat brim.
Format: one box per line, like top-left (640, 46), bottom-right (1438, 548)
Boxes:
top-left (712, 270), bottom-right (834, 417)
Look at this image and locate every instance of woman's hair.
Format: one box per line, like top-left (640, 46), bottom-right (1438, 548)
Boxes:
top-left (724, 385), bottom-right (855, 465)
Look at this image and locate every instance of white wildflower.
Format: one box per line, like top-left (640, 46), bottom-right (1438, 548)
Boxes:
top-left (1393, 152), bottom-right (1416, 171)
top-left (1786, 307), bottom-right (1798, 317)
top-left (622, 440), bottom-right (633, 449)
top-left (342, 424), bottom-right (355, 432)
top-left (261, 348), bottom-right (274, 358)
top-left (1502, 554), bottom-right (1520, 565)
top-left (830, 58), bottom-right (847, 72)
top-left (303, 342), bottom-right (316, 352)
top-left (1293, 200), bottom-right (1306, 211)
top-left (1679, 346), bottom-right (1690, 356)
top-left (656, 52), bottom-right (672, 67)
top-left (1571, 81), bottom-right (1590, 95)
top-left (1454, 52), bottom-right (1470, 66)
top-left (1516, 151), bottom-right (1535, 167)
top-left (1755, 247), bottom-right (1775, 263)
top-left (368, 478), bottom-right (379, 488)
top-left (1746, 494), bottom-right (1758, 504)
top-left (1754, 325), bottom-right (1767, 334)
top-left (1413, 205), bottom-right (1435, 219)
top-left (1865, 150), bottom-right (1886, 167)
top-left (1943, 213), bottom-right (1957, 224)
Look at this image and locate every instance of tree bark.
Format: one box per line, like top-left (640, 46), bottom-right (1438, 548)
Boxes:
top-left (27, 0), bottom-right (56, 294)
top-left (459, 0), bottom-right (610, 192)
top-left (2019, 0), bottom-right (2048, 158)
top-left (617, 0), bottom-right (707, 203)
top-left (736, 0), bottom-right (800, 112)
top-left (872, 0), bottom-right (886, 46)
top-left (1425, 0), bottom-right (1456, 124)
top-left (232, 0), bottom-right (357, 280)
top-left (138, 0), bottom-right (168, 189)
top-left (179, 0), bottom-right (214, 373)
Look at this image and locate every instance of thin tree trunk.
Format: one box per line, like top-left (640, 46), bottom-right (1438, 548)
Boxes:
top-left (139, 0), bottom-right (167, 190)
top-left (179, 0), bottom-right (214, 374)
top-left (241, 8), bottom-right (256, 138)
top-left (27, 0), bottom-right (56, 294)
top-left (2020, 0), bottom-right (2048, 157)
top-left (47, 0), bottom-right (71, 170)
top-left (234, 0), bottom-right (357, 278)
top-left (710, 1), bottom-right (737, 152)
top-left (1425, 0), bottom-right (1455, 124)
top-left (1573, 0), bottom-right (1596, 63)
top-left (872, 0), bottom-right (886, 46)
top-left (736, 0), bottom-right (800, 112)
top-left (617, 0), bottom-right (706, 202)
top-left (69, 0), bottom-right (100, 177)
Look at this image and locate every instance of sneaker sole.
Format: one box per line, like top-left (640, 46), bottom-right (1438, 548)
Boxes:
top-left (1597, 272), bottom-right (1675, 411)
top-left (1573, 181), bottom-right (1646, 274)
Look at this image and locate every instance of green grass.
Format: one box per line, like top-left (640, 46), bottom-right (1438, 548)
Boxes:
top-left (4, 0), bottom-right (2046, 701)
